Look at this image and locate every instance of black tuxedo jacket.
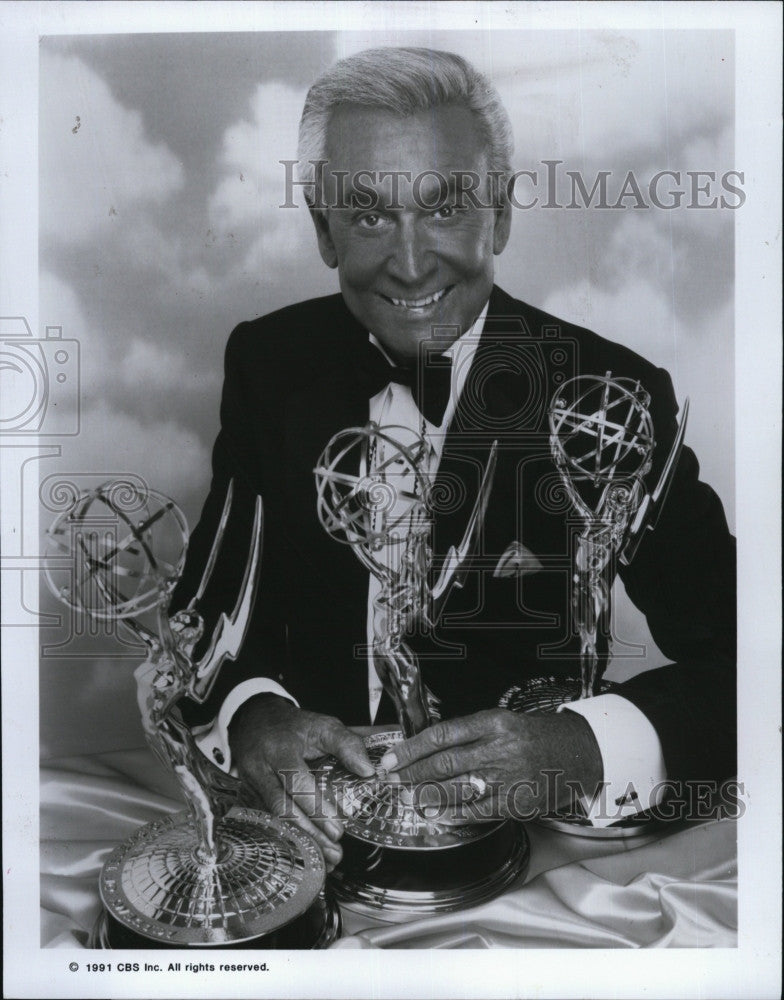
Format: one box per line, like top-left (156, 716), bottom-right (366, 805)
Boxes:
top-left (174, 285), bottom-right (736, 786)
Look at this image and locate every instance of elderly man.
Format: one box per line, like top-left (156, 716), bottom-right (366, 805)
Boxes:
top-left (175, 47), bottom-right (736, 871)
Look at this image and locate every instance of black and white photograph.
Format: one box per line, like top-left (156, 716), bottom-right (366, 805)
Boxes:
top-left (1, 2), bottom-right (781, 998)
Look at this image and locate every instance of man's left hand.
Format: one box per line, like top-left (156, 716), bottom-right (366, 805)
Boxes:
top-left (377, 708), bottom-right (603, 822)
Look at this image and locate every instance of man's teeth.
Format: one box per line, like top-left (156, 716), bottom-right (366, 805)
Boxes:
top-left (388, 287), bottom-right (449, 309)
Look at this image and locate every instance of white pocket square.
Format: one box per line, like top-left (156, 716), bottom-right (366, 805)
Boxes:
top-left (493, 541), bottom-right (543, 578)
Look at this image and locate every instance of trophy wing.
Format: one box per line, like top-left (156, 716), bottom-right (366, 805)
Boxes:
top-left (430, 439), bottom-right (498, 623)
top-left (187, 478), bottom-right (235, 609)
top-left (189, 493), bottom-right (264, 702)
top-left (620, 397), bottom-right (689, 566)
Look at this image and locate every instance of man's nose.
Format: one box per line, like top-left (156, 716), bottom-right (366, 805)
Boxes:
top-left (386, 218), bottom-right (436, 286)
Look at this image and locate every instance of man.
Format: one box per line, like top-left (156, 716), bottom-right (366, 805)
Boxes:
top-left (174, 47), bottom-right (736, 871)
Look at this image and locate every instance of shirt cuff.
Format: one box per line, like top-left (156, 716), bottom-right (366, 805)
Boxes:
top-left (558, 693), bottom-right (667, 827)
top-left (194, 678), bottom-right (299, 774)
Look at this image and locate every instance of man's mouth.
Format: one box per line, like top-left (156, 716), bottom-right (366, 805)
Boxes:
top-left (380, 286), bottom-right (453, 310)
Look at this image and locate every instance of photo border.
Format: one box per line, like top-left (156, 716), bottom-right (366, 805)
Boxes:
top-left (2, 3), bottom-right (781, 998)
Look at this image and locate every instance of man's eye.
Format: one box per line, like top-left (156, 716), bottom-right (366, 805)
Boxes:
top-left (432, 205), bottom-right (460, 220)
top-left (357, 213), bottom-right (385, 229)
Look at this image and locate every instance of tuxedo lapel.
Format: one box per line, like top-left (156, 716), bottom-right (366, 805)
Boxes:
top-left (431, 286), bottom-right (551, 564)
top-left (276, 300), bottom-right (378, 721)
top-left (281, 299), bottom-right (370, 573)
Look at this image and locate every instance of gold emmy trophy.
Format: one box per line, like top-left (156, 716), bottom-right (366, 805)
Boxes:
top-left (499, 373), bottom-right (689, 836)
top-left (313, 424), bottom-right (529, 918)
top-left (44, 480), bottom-right (340, 947)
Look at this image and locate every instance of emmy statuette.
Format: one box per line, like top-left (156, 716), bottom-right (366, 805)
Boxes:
top-left (313, 425), bottom-right (529, 918)
top-left (44, 480), bottom-right (340, 947)
top-left (499, 373), bottom-right (689, 837)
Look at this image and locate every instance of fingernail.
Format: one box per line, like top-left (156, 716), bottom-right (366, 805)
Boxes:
top-left (422, 806), bottom-right (441, 820)
top-left (379, 752), bottom-right (397, 770)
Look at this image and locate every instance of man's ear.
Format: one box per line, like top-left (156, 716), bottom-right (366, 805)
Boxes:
top-left (309, 207), bottom-right (338, 269)
top-left (492, 198), bottom-right (512, 255)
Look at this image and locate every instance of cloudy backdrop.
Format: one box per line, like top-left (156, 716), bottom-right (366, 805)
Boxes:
top-left (38, 29), bottom-right (736, 754)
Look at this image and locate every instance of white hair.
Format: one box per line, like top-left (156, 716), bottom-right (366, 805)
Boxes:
top-left (297, 46), bottom-right (513, 204)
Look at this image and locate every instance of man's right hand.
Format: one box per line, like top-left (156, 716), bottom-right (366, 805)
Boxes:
top-left (228, 694), bottom-right (374, 871)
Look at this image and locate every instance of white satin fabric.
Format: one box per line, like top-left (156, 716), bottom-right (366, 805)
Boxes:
top-left (40, 748), bottom-right (737, 949)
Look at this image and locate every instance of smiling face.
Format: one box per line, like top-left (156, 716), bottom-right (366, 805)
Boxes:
top-left (311, 104), bottom-right (511, 364)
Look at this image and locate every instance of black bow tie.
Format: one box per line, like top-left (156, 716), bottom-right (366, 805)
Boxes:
top-left (359, 343), bottom-right (453, 427)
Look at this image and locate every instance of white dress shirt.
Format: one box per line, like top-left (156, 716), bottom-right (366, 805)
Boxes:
top-left (194, 303), bottom-right (667, 825)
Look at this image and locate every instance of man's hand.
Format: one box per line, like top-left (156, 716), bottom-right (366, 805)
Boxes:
top-left (377, 709), bottom-right (603, 822)
top-left (229, 694), bottom-right (374, 870)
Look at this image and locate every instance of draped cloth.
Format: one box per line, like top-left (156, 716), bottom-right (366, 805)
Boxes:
top-left (40, 748), bottom-right (737, 949)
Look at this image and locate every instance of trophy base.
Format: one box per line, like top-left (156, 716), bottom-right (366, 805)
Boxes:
top-left (315, 732), bottom-right (529, 918)
top-left (500, 677), bottom-right (663, 839)
top-left (89, 889), bottom-right (341, 949)
top-left (95, 807), bottom-right (339, 947)
top-left (534, 813), bottom-right (664, 839)
top-left (331, 818), bottom-right (529, 920)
